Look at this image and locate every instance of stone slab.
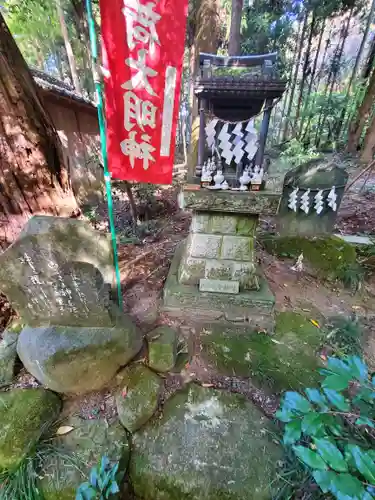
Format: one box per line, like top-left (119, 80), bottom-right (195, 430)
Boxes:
top-left (0, 216), bottom-right (114, 326)
top-left (335, 234), bottom-right (374, 245)
top-left (163, 242), bottom-right (275, 329)
top-left (130, 384), bottom-right (282, 500)
top-left (199, 279), bottom-right (239, 294)
top-left (179, 187), bottom-right (281, 215)
top-left (204, 259), bottom-right (233, 280)
top-left (188, 233), bottom-right (222, 259)
top-left (277, 160), bottom-right (349, 236)
top-left (221, 235), bottom-right (254, 261)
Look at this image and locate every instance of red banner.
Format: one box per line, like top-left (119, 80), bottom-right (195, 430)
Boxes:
top-left (99, 0), bottom-right (188, 184)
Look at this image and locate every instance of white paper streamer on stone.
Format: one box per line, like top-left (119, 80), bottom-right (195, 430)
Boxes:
top-left (314, 190), bottom-right (324, 215)
top-left (291, 253), bottom-right (304, 272)
top-left (300, 188), bottom-right (311, 214)
top-left (245, 119), bottom-right (256, 134)
top-left (218, 124), bottom-right (233, 165)
top-left (244, 133), bottom-right (258, 160)
top-left (205, 119), bottom-right (218, 148)
top-left (288, 187), bottom-right (299, 212)
top-left (327, 186), bottom-right (337, 212)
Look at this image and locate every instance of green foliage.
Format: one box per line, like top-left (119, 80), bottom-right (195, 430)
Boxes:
top-left (76, 456), bottom-right (121, 500)
top-left (83, 206), bottom-right (99, 224)
top-left (336, 262), bottom-right (366, 294)
top-left (280, 138), bottom-right (321, 167)
top-left (0, 442), bottom-right (80, 500)
top-left (276, 355), bottom-right (375, 499)
top-left (132, 183), bottom-right (157, 205)
top-left (325, 316), bottom-right (364, 356)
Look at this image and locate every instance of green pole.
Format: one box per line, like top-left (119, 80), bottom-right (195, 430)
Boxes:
top-left (85, 0), bottom-right (123, 309)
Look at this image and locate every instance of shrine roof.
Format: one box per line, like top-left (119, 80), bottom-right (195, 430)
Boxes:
top-left (31, 68), bottom-right (95, 110)
top-left (194, 76), bottom-right (287, 99)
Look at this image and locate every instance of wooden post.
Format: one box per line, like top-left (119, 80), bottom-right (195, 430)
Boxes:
top-left (196, 97), bottom-right (206, 178)
top-left (255, 98), bottom-right (273, 170)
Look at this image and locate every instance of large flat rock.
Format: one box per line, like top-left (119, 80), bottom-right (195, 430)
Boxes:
top-left (17, 308), bottom-right (143, 394)
top-left (130, 384), bottom-right (282, 500)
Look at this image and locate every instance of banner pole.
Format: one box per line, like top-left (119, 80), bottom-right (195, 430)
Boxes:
top-left (85, 0), bottom-right (123, 310)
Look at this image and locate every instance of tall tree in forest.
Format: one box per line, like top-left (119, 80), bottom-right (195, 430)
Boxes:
top-left (347, 67), bottom-right (375, 152)
top-left (228, 0), bottom-right (243, 56)
top-left (334, 0), bottom-right (375, 140)
top-left (55, 0), bottom-right (81, 92)
top-left (187, 0), bottom-right (220, 117)
top-left (281, 12), bottom-right (308, 141)
top-left (0, 13), bottom-right (77, 244)
top-left (186, 0), bottom-right (221, 178)
top-left (316, 5), bottom-right (354, 147)
top-left (360, 107), bottom-right (375, 161)
top-left (298, 19), bottom-right (326, 139)
top-left (293, 12), bottom-right (317, 132)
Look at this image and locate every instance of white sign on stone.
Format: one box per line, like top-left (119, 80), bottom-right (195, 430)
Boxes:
top-left (199, 279), bottom-right (239, 294)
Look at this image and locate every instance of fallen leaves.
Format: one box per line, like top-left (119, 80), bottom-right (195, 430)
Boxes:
top-left (56, 426), bottom-right (74, 436)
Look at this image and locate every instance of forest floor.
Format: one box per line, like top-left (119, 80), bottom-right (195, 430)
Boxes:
top-left (1, 164), bottom-right (375, 424)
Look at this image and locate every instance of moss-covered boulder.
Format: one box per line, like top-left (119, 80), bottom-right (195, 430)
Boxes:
top-left (0, 388), bottom-right (60, 472)
top-left (148, 326), bottom-right (177, 373)
top-left (130, 384), bottom-right (282, 500)
top-left (202, 312), bottom-right (323, 392)
top-left (17, 313), bottom-right (142, 394)
top-left (261, 235), bottom-right (356, 280)
top-left (0, 331), bottom-right (18, 384)
top-left (40, 416), bottom-right (129, 500)
top-left (116, 364), bottom-right (162, 432)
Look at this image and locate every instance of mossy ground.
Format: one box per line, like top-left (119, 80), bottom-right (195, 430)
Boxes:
top-left (202, 311), bottom-right (323, 392)
top-left (261, 235), bottom-right (357, 280)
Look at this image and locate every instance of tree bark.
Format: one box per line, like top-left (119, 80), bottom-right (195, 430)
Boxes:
top-left (188, 0), bottom-right (220, 120)
top-left (281, 12), bottom-right (308, 142)
top-left (362, 33), bottom-right (375, 80)
top-left (317, 7), bottom-right (353, 147)
top-left (294, 13), bottom-right (316, 132)
top-left (0, 13), bottom-right (77, 245)
top-left (56, 0), bottom-right (81, 93)
top-left (228, 0), bottom-right (243, 56)
top-left (335, 0), bottom-right (375, 141)
top-left (347, 68), bottom-right (375, 152)
top-left (360, 111), bottom-right (375, 162)
top-left (299, 19), bottom-right (325, 141)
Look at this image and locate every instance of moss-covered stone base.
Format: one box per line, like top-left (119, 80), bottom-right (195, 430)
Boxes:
top-left (130, 384), bottom-right (282, 500)
top-left (0, 388), bottom-right (61, 472)
top-left (163, 243), bottom-right (275, 331)
top-left (201, 311), bottom-right (323, 392)
top-left (261, 235), bottom-right (357, 280)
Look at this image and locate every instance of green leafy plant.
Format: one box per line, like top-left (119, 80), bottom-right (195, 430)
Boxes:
top-left (76, 456), bottom-right (121, 500)
top-left (0, 441), bottom-right (81, 500)
top-left (276, 355), bottom-right (375, 499)
top-left (83, 206), bottom-right (99, 224)
top-left (336, 262), bottom-right (365, 294)
top-left (325, 316), bottom-right (364, 356)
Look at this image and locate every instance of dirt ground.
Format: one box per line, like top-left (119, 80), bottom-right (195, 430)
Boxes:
top-left (1, 169), bottom-right (375, 423)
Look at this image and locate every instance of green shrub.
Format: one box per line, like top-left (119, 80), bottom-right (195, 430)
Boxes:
top-left (276, 355), bottom-right (375, 499)
top-left (76, 456), bottom-right (121, 500)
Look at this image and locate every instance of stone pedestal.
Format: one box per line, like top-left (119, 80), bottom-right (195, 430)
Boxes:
top-left (163, 186), bottom-right (281, 332)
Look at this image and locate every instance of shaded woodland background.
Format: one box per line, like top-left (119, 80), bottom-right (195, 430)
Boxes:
top-left (2, 0), bottom-right (375, 247)
top-left (5, 0), bottom-right (375, 159)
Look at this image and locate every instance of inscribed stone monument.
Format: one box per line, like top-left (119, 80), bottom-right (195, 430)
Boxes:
top-left (277, 159), bottom-right (349, 237)
top-left (0, 216), bottom-right (142, 394)
top-left (0, 216), bottom-right (114, 326)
